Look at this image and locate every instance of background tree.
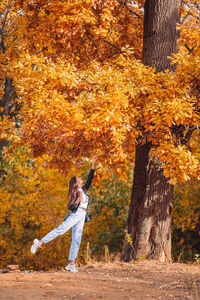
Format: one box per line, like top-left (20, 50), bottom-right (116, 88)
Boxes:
top-left (0, 0), bottom-right (21, 170)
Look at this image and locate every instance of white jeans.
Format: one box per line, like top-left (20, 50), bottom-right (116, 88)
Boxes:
top-left (41, 208), bottom-right (86, 262)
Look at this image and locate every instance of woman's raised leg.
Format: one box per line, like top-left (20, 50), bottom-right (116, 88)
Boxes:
top-left (31, 211), bottom-right (83, 254)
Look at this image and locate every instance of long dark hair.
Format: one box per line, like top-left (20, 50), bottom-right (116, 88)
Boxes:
top-left (67, 176), bottom-right (79, 209)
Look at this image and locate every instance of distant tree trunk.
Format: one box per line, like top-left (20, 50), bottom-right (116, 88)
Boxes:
top-left (121, 0), bottom-right (180, 262)
top-left (0, 77), bottom-right (13, 166)
top-left (0, 3), bottom-right (15, 167)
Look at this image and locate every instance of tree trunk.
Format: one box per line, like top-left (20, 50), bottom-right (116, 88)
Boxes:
top-left (142, 0), bottom-right (180, 72)
top-left (0, 77), bottom-right (12, 164)
top-left (121, 0), bottom-right (180, 262)
top-left (121, 144), bottom-right (173, 262)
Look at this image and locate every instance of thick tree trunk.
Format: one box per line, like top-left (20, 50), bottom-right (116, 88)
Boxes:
top-left (142, 0), bottom-right (180, 72)
top-left (121, 0), bottom-right (180, 262)
top-left (121, 144), bottom-right (173, 262)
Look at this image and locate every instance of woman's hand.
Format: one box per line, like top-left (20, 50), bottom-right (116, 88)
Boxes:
top-left (91, 156), bottom-right (97, 169)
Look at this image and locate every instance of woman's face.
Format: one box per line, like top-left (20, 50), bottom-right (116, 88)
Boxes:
top-left (76, 177), bottom-right (83, 188)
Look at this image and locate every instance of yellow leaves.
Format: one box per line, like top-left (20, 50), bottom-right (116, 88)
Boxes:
top-left (151, 142), bottom-right (200, 184)
top-left (178, 3), bottom-right (200, 56)
top-left (173, 178), bottom-right (200, 235)
top-left (13, 0), bottom-right (143, 64)
top-left (38, 9), bottom-right (46, 18)
top-left (2, 0), bottom-right (198, 181)
top-left (100, 8), bottom-right (115, 29)
top-left (0, 116), bottom-right (15, 143)
top-left (9, 45), bottom-right (198, 177)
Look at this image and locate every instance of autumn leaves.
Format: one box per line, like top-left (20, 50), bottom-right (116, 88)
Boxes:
top-left (0, 0), bottom-right (199, 182)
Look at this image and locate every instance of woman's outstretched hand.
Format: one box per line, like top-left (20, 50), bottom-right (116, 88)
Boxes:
top-left (91, 156), bottom-right (97, 169)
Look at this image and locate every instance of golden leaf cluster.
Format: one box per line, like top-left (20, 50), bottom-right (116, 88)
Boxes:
top-left (1, 0), bottom-right (199, 182)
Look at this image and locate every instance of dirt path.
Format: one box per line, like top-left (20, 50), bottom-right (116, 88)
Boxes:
top-left (0, 261), bottom-right (200, 300)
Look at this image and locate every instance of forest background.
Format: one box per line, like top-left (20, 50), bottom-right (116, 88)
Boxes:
top-left (0, 0), bottom-right (199, 270)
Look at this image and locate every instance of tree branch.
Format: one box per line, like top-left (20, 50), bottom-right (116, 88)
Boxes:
top-left (183, 126), bottom-right (198, 145)
top-left (1, 0), bottom-right (13, 32)
top-left (180, 12), bottom-right (190, 24)
top-left (184, 43), bottom-right (194, 53)
top-left (5, 27), bottom-right (17, 38)
top-left (85, 31), bottom-right (122, 53)
top-left (128, 9), bottom-right (142, 19)
top-left (5, 12), bottom-right (21, 35)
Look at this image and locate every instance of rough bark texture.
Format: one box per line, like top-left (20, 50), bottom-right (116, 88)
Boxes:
top-left (121, 143), bottom-right (174, 262)
top-left (142, 0), bottom-right (180, 72)
top-left (121, 0), bottom-right (180, 262)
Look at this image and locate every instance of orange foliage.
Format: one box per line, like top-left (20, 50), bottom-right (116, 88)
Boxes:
top-left (0, 0), bottom-right (199, 204)
top-left (2, 0), bottom-right (197, 183)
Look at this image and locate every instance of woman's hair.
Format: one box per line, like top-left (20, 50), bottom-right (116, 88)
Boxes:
top-left (67, 176), bottom-right (79, 208)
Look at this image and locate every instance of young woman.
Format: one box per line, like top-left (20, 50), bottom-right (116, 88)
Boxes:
top-left (30, 158), bottom-right (96, 273)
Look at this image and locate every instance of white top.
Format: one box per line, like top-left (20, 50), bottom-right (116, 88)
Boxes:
top-left (78, 188), bottom-right (89, 209)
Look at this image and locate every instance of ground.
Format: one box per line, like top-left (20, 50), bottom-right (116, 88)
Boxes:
top-left (0, 261), bottom-right (200, 300)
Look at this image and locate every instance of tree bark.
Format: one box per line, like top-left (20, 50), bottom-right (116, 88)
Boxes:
top-left (142, 0), bottom-right (180, 72)
top-left (0, 77), bottom-right (12, 163)
top-left (121, 0), bottom-right (180, 262)
top-left (121, 144), bottom-right (173, 262)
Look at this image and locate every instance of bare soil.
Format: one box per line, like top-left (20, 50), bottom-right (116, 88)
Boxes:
top-left (0, 261), bottom-right (200, 300)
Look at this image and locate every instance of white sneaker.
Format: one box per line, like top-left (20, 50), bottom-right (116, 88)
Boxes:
top-left (65, 264), bottom-right (78, 273)
top-left (31, 239), bottom-right (41, 254)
